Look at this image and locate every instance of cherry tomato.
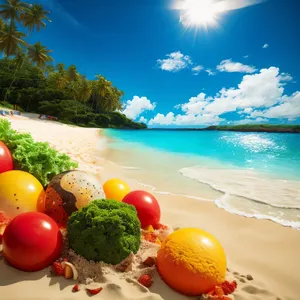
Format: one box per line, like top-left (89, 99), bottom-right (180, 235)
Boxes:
top-left (0, 141), bottom-right (13, 174)
top-left (122, 190), bottom-right (161, 228)
top-left (2, 212), bottom-right (63, 272)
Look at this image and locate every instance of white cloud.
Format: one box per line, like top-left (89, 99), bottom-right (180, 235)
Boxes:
top-left (149, 113), bottom-right (175, 125)
top-left (263, 44), bottom-right (269, 49)
top-left (157, 51), bottom-right (192, 72)
top-left (243, 107), bottom-right (253, 114)
top-left (205, 69), bottom-right (216, 76)
top-left (180, 92), bottom-right (212, 115)
top-left (243, 55), bottom-right (249, 58)
top-left (149, 66), bottom-right (300, 126)
top-left (192, 65), bottom-right (204, 75)
top-left (139, 116), bottom-right (148, 124)
top-left (280, 72), bottom-right (293, 82)
top-left (250, 92), bottom-right (300, 120)
top-left (149, 112), bottom-right (223, 126)
top-left (233, 117), bottom-right (269, 125)
top-left (203, 67), bottom-right (285, 116)
top-left (122, 96), bottom-right (156, 120)
top-left (217, 59), bottom-right (257, 73)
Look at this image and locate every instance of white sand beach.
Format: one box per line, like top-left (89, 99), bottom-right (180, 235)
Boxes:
top-left (1, 114), bottom-right (300, 300)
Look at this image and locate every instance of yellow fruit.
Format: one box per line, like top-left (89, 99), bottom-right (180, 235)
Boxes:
top-left (103, 178), bottom-right (130, 201)
top-left (157, 228), bottom-right (226, 296)
top-left (0, 170), bottom-right (45, 218)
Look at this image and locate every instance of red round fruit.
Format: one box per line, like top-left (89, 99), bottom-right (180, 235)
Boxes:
top-left (2, 212), bottom-right (63, 272)
top-left (0, 141), bottom-right (13, 174)
top-left (122, 190), bottom-right (161, 228)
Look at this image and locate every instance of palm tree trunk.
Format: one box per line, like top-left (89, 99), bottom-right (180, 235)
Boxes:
top-left (4, 66), bottom-right (19, 102)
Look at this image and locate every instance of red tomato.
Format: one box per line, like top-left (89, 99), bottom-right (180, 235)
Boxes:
top-left (122, 190), bottom-right (161, 228)
top-left (0, 141), bottom-right (13, 174)
top-left (2, 212), bottom-right (63, 272)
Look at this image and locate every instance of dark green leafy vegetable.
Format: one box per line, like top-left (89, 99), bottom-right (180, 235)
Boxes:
top-left (67, 199), bottom-right (141, 265)
top-left (0, 119), bottom-right (78, 186)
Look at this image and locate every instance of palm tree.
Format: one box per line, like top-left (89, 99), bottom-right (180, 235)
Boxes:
top-left (92, 75), bottom-right (114, 112)
top-left (0, 0), bottom-right (28, 22)
top-left (0, 22), bottom-right (26, 56)
top-left (44, 64), bottom-right (55, 77)
top-left (77, 76), bottom-right (92, 103)
top-left (49, 71), bottom-right (68, 90)
top-left (56, 62), bottom-right (65, 73)
top-left (28, 41), bottom-right (53, 67)
top-left (66, 64), bottom-right (79, 82)
top-left (94, 75), bottom-right (111, 97)
top-left (4, 49), bottom-right (27, 100)
top-left (21, 4), bottom-right (51, 33)
top-left (0, 18), bottom-right (5, 30)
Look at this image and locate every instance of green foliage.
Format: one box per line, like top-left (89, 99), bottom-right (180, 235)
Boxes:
top-left (206, 124), bottom-right (300, 133)
top-left (0, 119), bottom-right (78, 186)
top-left (67, 199), bottom-right (141, 265)
top-left (0, 1), bottom-right (147, 130)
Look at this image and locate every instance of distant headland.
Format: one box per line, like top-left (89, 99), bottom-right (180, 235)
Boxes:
top-left (149, 124), bottom-right (300, 133)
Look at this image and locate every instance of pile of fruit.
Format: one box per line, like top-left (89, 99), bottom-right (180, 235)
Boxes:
top-left (0, 126), bottom-right (237, 299)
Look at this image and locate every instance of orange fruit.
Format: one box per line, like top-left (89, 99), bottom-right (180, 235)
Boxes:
top-left (103, 178), bottom-right (130, 201)
top-left (157, 228), bottom-right (226, 296)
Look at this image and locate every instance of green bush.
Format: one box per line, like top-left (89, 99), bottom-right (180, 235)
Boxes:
top-left (67, 199), bottom-right (141, 264)
top-left (0, 119), bottom-right (78, 186)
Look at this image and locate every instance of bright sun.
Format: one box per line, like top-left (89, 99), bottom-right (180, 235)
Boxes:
top-left (174, 0), bottom-right (223, 28)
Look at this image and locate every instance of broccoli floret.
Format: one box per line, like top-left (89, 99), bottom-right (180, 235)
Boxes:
top-left (67, 199), bottom-right (141, 265)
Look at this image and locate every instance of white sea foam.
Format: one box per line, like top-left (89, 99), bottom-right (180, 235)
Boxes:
top-left (179, 166), bottom-right (300, 209)
top-left (179, 165), bottom-right (300, 229)
top-left (215, 194), bottom-right (300, 230)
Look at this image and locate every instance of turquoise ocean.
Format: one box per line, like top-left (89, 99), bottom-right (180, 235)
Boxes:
top-left (104, 129), bottom-right (300, 229)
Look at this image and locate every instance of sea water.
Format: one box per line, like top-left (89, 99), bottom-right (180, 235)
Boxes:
top-left (103, 129), bottom-right (300, 229)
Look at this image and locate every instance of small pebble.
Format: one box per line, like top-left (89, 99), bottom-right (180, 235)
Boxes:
top-left (239, 278), bottom-right (246, 283)
top-left (246, 274), bottom-right (253, 280)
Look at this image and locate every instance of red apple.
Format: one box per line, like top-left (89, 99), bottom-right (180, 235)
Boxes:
top-left (122, 190), bottom-right (161, 228)
top-left (2, 212), bottom-right (63, 272)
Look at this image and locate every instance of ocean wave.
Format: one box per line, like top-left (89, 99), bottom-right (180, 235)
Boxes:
top-left (179, 166), bottom-right (300, 209)
top-left (215, 194), bottom-right (300, 230)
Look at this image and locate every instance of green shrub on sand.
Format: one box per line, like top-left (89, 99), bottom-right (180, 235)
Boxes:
top-left (0, 119), bottom-right (78, 186)
top-left (67, 199), bottom-right (141, 265)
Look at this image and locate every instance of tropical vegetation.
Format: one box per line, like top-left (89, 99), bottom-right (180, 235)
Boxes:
top-left (0, 0), bottom-right (146, 129)
top-left (0, 119), bottom-right (78, 186)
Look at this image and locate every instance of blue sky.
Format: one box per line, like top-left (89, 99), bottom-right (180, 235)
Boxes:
top-left (31, 0), bottom-right (299, 127)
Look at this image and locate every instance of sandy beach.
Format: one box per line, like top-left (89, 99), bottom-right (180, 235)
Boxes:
top-left (1, 114), bottom-right (300, 300)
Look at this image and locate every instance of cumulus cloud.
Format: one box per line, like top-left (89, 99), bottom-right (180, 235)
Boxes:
top-left (157, 51), bottom-right (192, 72)
top-left (149, 112), bottom-right (223, 126)
top-left (217, 59), bottom-right (257, 73)
top-left (280, 72), bottom-right (293, 82)
top-left (263, 44), bottom-right (269, 49)
top-left (192, 65), bottom-right (204, 75)
top-left (205, 69), bottom-right (216, 76)
top-left (250, 92), bottom-right (300, 120)
top-left (148, 66), bottom-right (300, 126)
top-left (122, 96), bottom-right (156, 120)
top-left (139, 116), bottom-right (148, 124)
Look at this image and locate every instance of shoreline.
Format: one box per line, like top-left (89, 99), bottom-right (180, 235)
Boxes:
top-left (1, 115), bottom-right (300, 300)
top-left (103, 129), bottom-right (300, 230)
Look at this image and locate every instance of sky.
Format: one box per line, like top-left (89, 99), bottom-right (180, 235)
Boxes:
top-left (31, 0), bottom-right (300, 127)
